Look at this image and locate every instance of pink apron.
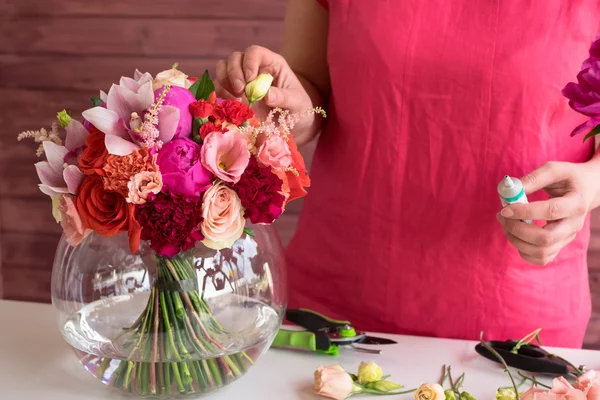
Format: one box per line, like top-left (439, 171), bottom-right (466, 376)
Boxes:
top-left (286, 0), bottom-right (600, 348)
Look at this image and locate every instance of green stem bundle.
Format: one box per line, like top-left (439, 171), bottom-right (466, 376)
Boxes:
top-left (96, 253), bottom-right (255, 396)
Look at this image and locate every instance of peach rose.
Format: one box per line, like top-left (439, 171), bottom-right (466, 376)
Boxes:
top-left (256, 134), bottom-right (292, 170)
top-left (127, 171), bottom-right (163, 204)
top-left (414, 383), bottom-right (446, 400)
top-left (200, 181), bottom-right (245, 250)
top-left (59, 195), bottom-right (92, 247)
top-left (314, 365), bottom-right (356, 400)
top-left (576, 371), bottom-right (600, 400)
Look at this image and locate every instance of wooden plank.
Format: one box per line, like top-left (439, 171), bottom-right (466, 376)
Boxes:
top-left (2, 265), bottom-right (52, 303)
top-left (0, 18), bottom-right (283, 58)
top-left (2, 232), bottom-right (61, 269)
top-left (584, 270), bottom-right (600, 348)
top-left (0, 55), bottom-right (221, 91)
top-left (0, 0), bottom-right (287, 19)
top-left (0, 197), bottom-right (61, 234)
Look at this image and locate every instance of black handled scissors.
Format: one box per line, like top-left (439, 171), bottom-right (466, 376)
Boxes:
top-left (475, 340), bottom-right (582, 376)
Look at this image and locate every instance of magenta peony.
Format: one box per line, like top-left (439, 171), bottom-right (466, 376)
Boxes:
top-left (135, 191), bottom-right (204, 257)
top-left (231, 157), bottom-right (285, 224)
top-left (155, 86), bottom-right (195, 139)
top-left (156, 137), bottom-right (213, 197)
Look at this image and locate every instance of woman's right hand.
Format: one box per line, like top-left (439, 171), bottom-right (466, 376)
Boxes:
top-left (215, 45), bottom-right (318, 141)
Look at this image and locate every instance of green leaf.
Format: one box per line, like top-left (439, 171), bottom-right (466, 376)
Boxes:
top-left (584, 124), bottom-right (600, 142)
top-left (189, 70), bottom-right (215, 100)
top-left (91, 96), bottom-right (103, 107)
top-left (243, 227), bottom-right (255, 237)
top-left (366, 380), bottom-right (403, 392)
top-left (192, 117), bottom-right (207, 142)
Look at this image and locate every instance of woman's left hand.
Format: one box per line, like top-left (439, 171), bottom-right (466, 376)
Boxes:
top-left (497, 159), bottom-right (600, 266)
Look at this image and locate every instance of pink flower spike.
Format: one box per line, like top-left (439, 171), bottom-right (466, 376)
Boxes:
top-left (64, 119), bottom-right (88, 151)
top-left (63, 165), bottom-right (85, 194)
top-left (157, 105), bottom-right (180, 143)
top-left (201, 130), bottom-right (251, 184)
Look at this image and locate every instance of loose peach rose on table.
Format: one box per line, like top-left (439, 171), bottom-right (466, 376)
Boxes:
top-left (414, 383), bottom-right (446, 400)
top-left (314, 365), bottom-right (358, 400)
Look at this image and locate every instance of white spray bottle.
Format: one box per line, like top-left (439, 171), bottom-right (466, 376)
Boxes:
top-left (497, 175), bottom-right (532, 224)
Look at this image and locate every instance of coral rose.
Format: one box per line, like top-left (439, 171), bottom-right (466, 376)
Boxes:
top-left (201, 130), bottom-right (250, 183)
top-left (78, 127), bottom-right (108, 176)
top-left (313, 365), bottom-right (357, 400)
top-left (127, 171), bottom-right (163, 204)
top-left (75, 175), bottom-right (141, 253)
top-left (200, 181), bottom-right (245, 250)
top-left (59, 194), bottom-right (92, 247)
top-left (102, 148), bottom-right (158, 196)
top-left (255, 134), bottom-right (292, 170)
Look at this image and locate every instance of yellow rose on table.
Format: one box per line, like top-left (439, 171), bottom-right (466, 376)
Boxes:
top-left (414, 383), bottom-right (446, 400)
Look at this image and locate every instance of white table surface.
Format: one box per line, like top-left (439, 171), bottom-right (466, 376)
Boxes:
top-left (1, 300), bottom-right (599, 400)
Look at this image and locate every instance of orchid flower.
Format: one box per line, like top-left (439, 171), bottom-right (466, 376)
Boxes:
top-left (82, 70), bottom-right (181, 156)
top-left (34, 119), bottom-right (88, 199)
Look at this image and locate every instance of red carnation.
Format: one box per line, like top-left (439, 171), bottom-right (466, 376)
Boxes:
top-left (214, 100), bottom-right (254, 126)
top-left (231, 157), bottom-right (285, 224)
top-left (189, 100), bottom-right (214, 119)
top-left (135, 191), bottom-right (204, 257)
top-left (199, 121), bottom-right (224, 140)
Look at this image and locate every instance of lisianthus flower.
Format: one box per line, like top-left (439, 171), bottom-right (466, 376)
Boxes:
top-left (201, 130), bottom-right (250, 183)
top-left (82, 73), bottom-right (180, 156)
top-left (35, 119), bottom-right (89, 198)
top-left (200, 181), bottom-right (245, 250)
top-left (231, 157), bottom-right (284, 224)
top-left (156, 137), bottom-right (212, 197)
top-left (255, 133), bottom-right (292, 170)
top-left (102, 148), bottom-right (158, 196)
top-left (135, 191), bottom-right (204, 257)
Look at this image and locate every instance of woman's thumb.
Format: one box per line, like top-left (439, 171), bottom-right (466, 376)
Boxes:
top-left (264, 86), bottom-right (294, 109)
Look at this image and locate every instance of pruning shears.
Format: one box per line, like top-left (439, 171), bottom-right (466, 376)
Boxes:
top-left (271, 308), bottom-right (397, 356)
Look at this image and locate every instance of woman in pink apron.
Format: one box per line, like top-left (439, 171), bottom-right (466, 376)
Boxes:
top-left (217, 0), bottom-right (600, 347)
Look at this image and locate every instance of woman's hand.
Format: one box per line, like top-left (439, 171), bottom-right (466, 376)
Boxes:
top-left (215, 45), bottom-right (318, 143)
top-left (497, 159), bottom-right (600, 266)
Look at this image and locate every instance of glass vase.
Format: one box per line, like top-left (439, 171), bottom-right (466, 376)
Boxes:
top-left (51, 224), bottom-right (286, 398)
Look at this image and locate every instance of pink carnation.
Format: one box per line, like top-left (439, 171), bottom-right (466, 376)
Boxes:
top-left (231, 157), bottom-right (285, 224)
top-left (201, 130), bottom-right (250, 183)
top-left (135, 191), bottom-right (204, 257)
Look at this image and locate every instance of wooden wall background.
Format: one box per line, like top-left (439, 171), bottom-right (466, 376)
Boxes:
top-left (1, 0), bottom-right (599, 349)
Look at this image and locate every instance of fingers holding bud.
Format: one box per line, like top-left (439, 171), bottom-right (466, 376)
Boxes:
top-left (245, 73), bottom-right (274, 105)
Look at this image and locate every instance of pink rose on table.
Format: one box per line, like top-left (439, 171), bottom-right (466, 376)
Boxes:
top-left (201, 130), bottom-right (250, 184)
top-left (256, 134), bottom-right (292, 170)
top-left (521, 376), bottom-right (588, 400)
top-left (156, 138), bottom-right (212, 197)
top-left (59, 195), bottom-right (92, 247)
top-left (576, 370), bottom-right (600, 400)
top-left (314, 365), bottom-right (357, 400)
top-left (200, 181), bottom-right (245, 250)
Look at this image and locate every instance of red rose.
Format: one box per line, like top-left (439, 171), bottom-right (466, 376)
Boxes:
top-left (199, 121), bottom-right (224, 140)
top-left (75, 175), bottom-right (141, 253)
top-left (189, 100), bottom-right (214, 119)
top-left (214, 100), bottom-right (254, 125)
top-left (78, 127), bottom-right (108, 176)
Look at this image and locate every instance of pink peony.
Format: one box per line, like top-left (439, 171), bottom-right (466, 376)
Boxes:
top-left (156, 86), bottom-right (195, 139)
top-left (127, 171), bottom-right (163, 204)
top-left (256, 134), bottom-right (292, 170)
top-left (231, 157), bottom-right (284, 224)
top-left (201, 130), bottom-right (250, 183)
top-left (135, 191), bottom-right (204, 257)
top-left (59, 195), bottom-right (92, 247)
top-left (200, 181), bottom-right (245, 250)
top-left (156, 138), bottom-right (212, 197)
top-left (313, 365), bottom-right (357, 400)
top-left (576, 370), bottom-right (600, 400)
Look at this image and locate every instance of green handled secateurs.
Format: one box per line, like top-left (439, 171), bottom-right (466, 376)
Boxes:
top-left (272, 308), bottom-right (397, 355)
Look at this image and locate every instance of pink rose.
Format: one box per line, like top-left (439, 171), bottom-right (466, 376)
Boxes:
top-left (576, 370), bottom-right (600, 400)
top-left (200, 181), bottom-right (245, 250)
top-left (59, 195), bottom-right (92, 247)
top-left (256, 134), bottom-right (292, 170)
top-left (521, 377), bottom-right (588, 400)
top-left (201, 130), bottom-right (250, 183)
top-left (314, 365), bottom-right (356, 400)
top-left (127, 171), bottom-right (163, 204)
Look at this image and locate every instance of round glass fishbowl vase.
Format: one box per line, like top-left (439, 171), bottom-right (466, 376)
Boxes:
top-left (51, 224), bottom-right (286, 398)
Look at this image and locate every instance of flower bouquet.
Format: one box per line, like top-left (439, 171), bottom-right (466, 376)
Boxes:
top-left (18, 65), bottom-right (324, 397)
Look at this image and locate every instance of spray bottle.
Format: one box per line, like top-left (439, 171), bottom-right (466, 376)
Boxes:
top-left (497, 175), bottom-right (532, 224)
